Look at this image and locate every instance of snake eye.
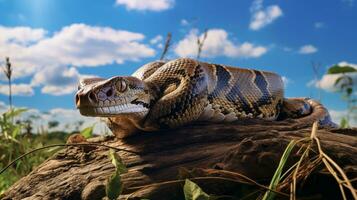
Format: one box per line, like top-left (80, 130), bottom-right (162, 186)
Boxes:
top-left (117, 80), bottom-right (127, 92)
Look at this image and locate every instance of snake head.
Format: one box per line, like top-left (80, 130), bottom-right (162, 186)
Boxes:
top-left (75, 76), bottom-right (151, 117)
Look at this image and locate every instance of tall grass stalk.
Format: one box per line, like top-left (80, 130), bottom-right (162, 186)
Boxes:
top-left (262, 140), bottom-right (297, 200)
top-left (160, 32), bottom-right (172, 61)
top-left (3, 57), bottom-right (13, 111)
top-left (196, 29), bottom-right (208, 60)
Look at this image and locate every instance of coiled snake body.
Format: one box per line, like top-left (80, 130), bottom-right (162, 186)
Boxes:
top-left (76, 58), bottom-right (335, 138)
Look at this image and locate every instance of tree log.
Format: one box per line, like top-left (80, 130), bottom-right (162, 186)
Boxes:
top-left (1, 118), bottom-right (356, 200)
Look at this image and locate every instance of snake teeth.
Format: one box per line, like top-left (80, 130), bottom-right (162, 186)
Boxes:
top-left (103, 107), bottom-right (109, 113)
top-left (79, 104), bottom-right (148, 116)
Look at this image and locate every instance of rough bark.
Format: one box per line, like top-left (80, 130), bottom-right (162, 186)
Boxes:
top-left (1, 118), bottom-right (356, 200)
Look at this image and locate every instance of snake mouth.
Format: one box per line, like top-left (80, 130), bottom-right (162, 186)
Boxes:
top-left (78, 104), bottom-right (148, 117)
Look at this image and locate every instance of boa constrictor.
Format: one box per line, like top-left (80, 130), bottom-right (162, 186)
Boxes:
top-left (75, 58), bottom-right (335, 138)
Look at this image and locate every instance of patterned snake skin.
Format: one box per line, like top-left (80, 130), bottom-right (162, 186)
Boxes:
top-left (75, 58), bottom-right (335, 138)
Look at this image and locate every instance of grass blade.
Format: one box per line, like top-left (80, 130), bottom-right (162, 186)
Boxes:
top-left (263, 140), bottom-right (297, 200)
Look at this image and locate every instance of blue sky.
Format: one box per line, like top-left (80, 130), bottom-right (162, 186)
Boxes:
top-left (0, 0), bottom-right (356, 129)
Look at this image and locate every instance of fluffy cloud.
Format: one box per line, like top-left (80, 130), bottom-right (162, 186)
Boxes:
top-left (339, 61), bottom-right (357, 68)
top-left (329, 109), bottom-right (357, 127)
top-left (0, 23), bottom-right (155, 95)
top-left (309, 73), bottom-right (357, 92)
top-left (1, 23), bottom-right (155, 76)
top-left (181, 19), bottom-right (189, 26)
top-left (31, 66), bottom-right (95, 96)
top-left (115, 0), bottom-right (174, 11)
top-left (0, 101), bottom-right (7, 110)
top-left (308, 61), bottom-right (357, 92)
top-left (0, 83), bottom-right (34, 96)
top-left (150, 35), bottom-right (164, 49)
top-left (298, 45), bottom-right (318, 54)
top-left (31, 66), bottom-right (96, 95)
top-left (27, 23), bottom-right (155, 67)
top-left (150, 35), bottom-right (163, 45)
top-left (281, 76), bottom-right (291, 87)
top-left (0, 26), bottom-right (46, 45)
top-left (174, 29), bottom-right (267, 58)
top-left (249, 0), bottom-right (283, 30)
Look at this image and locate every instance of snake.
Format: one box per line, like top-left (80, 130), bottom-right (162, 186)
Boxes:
top-left (75, 58), bottom-right (336, 138)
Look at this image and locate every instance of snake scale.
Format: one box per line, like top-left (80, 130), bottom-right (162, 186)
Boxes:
top-left (76, 58), bottom-right (335, 138)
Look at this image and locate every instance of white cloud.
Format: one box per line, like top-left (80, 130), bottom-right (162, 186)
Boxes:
top-left (174, 29), bottom-right (267, 58)
top-left (0, 101), bottom-right (7, 111)
top-left (308, 61), bottom-right (357, 92)
top-left (150, 35), bottom-right (163, 45)
top-left (1, 23), bottom-right (155, 78)
top-left (308, 73), bottom-right (356, 92)
top-left (249, 0), bottom-right (283, 31)
top-left (0, 25), bottom-right (46, 45)
top-left (157, 43), bottom-right (163, 49)
top-left (314, 22), bottom-right (325, 29)
top-left (298, 45), bottom-right (318, 54)
top-left (181, 19), bottom-right (189, 26)
top-left (339, 61), bottom-right (357, 68)
top-left (281, 76), bottom-right (291, 87)
top-left (115, 0), bottom-right (174, 11)
top-left (329, 109), bottom-right (357, 127)
top-left (329, 110), bottom-right (346, 124)
top-left (31, 66), bottom-right (95, 96)
top-left (27, 23), bottom-right (155, 67)
top-left (0, 83), bottom-right (34, 96)
top-left (0, 23), bottom-right (155, 95)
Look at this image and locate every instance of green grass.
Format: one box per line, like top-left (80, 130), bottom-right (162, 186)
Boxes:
top-left (262, 140), bottom-right (297, 200)
top-left (0, 109), bottom-right (68, 194)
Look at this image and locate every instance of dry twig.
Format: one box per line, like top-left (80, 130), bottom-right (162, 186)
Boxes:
top-left (196, 29), bottom-right (208, 60)
top-left (160, 32), bottom-right (172, 61)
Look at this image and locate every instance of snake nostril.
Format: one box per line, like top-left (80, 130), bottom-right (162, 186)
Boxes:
top-left (106, 88), bottom-right (113, 97)
top-left (88, 92), bottom-right (97, 103)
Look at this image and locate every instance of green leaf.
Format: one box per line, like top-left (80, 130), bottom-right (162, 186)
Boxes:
top-left (183, 179), bottom-right (210, 200)
top-left (346, 87), bottom-right (353, 96)
top-left (327, 65), bottom-right (357, 74)
top-left (105, 149), bottom-right (128, 200)
top-left (80, 126), bottom-right (94, 139)
top-left (108, 149), bottom-right (127, 174)
top-left (334, 76), bottom-right (353, 87)
top-left (106, 172), bottom-right (122, 200)
top-left (262, 140), bottom-right (297, 200)
top-left (4, 108), bottom-right (28, 119)
top-left (11, 126), bottom-right (21, 138)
